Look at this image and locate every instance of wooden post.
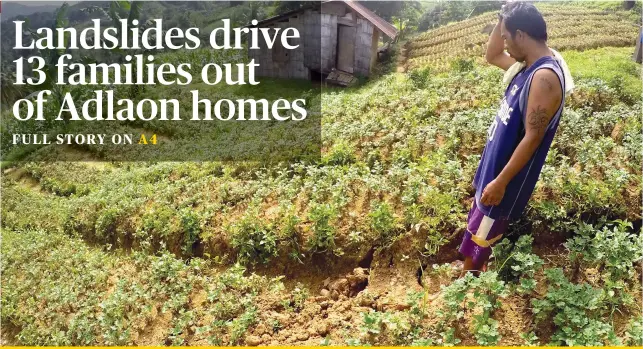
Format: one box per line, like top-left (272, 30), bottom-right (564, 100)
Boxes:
top-left (634, 28), bottom-right (642, 63)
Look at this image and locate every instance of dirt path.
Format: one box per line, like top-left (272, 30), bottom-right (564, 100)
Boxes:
top-left (396, 44), bottom-right (408, 73)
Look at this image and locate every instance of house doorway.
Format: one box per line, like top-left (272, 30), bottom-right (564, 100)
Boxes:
top-left (336, 25), bottom-right (356, 73)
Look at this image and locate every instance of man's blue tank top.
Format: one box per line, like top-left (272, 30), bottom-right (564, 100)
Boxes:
top-left (473, 55), bottom-right (566, 220)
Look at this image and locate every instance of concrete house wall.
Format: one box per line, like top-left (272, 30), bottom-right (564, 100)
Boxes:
top-left (248, 12), bottom-right (310, 79)
top-left (249, 2), bottom-right (386, 79)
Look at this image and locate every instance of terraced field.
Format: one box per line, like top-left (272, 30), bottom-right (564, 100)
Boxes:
top-left (2, 2), bottom-right (642, 346)
top-left (404, 3), bottom-right (640, 71)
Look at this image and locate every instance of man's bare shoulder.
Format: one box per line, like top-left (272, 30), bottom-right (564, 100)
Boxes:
top-left (530, 68), bottom-right (562, 101)
top-left (524, 69), bottom-right (563, 138)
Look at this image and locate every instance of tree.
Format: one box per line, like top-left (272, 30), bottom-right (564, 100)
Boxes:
top-left (273, 1), bottom-right (308, 14)
top-left (361, 1), bottom-right (421, 22)
top-left (391, 3), bottom-right (422, 40)
top-left (418, 1), bottom-right (502, 32)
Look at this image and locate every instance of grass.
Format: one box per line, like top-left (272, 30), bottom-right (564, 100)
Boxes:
top-left (563, 47), bottom-right (642, 103)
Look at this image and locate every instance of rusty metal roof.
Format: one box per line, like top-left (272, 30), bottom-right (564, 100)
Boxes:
top-left (333, 0), bottom-right (398, 40)
top-left (249, 1), bottom-right (398, 40)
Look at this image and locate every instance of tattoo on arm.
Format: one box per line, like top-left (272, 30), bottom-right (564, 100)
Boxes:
top-left (528, 105), bottom-right (549, 137)
top-left (539, 76), bottom-right (553, 91)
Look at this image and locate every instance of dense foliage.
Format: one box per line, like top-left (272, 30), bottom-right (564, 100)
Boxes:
top-left (1, 1), bottom-right (641, 346)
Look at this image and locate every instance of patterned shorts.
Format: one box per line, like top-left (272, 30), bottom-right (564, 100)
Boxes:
top-left (458, 201), bottom-right (510, 267)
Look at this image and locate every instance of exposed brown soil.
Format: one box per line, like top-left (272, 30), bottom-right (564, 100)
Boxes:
top-left (0, 323), bottom-right (20, 346)
top-left (3, 170), bottom-right (639, 346)
top-left (3, 224), bottom-right (640, 346)
top-left (136, 305), bottom-right (173, 345)
top-left (216, 230), bottom-right (639, 346)
top-left (3, 167), bottom-right (42, 191)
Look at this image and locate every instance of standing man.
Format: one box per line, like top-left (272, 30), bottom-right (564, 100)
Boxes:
top-left (458, 2), bottom-right (566, 276)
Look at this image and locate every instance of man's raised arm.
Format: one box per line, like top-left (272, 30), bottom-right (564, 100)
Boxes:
top-left (485, 17), bottom-right (516, 71)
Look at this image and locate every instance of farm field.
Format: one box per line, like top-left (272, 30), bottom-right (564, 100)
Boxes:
top-left (403, 2), bottom-right (641, 72)
top-left (2, 1), bottom-right (643, 346)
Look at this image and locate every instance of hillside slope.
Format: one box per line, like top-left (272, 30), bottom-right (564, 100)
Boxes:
top-left (403, 3), bottom-right (640, 71)
top-left (2, 2), bottom-right (642, 346)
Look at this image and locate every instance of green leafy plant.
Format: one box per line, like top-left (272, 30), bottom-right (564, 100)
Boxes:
top-left (492, 235), bottom-right (544, 294)
top-left (323, 141), bottom-right (356, 166)
top-left (450, 57), bottom-right (474, 72)
top-left (565, 220), bottom-right (643, 282)
top-left (407, 67), bottom-right (432, 89)
top-left (368, 201), bottom-right (397, 245)
top-left (622, 316), bottom-right (643, 346)
top-left (231, 212), bottom-right (278, 265)
top-left (564, 220), bottom-right (642, 314)
top-left (437, 272), bottom-right (507, 345)
top-left (531, 268), bottom-right (620, 346)
top-left (180, 208), bottom-right (201, 256)
top-left (520, 331), bottom-right (540, 346)
top-left (359, 310), bottom-right (416, 345)
top-left (282, 282), bottom-right (309, 312)
top-left (307, 202), bottom-right (339, 254)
